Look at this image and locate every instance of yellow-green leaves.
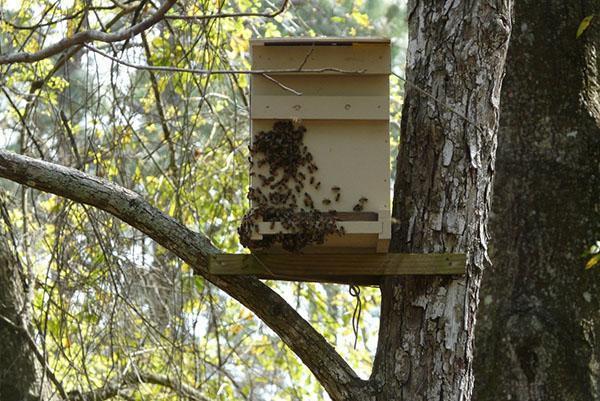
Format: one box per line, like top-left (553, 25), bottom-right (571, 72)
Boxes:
top-left (576, 15), bottom-right (595, 38)
top-left (585, 241), bottom-right (600, 269)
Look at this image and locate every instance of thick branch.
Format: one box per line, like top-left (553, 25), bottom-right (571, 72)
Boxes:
top-left (0, 0), bottom-right (176, 65)
top-left (0, 149), bottom-right (364, 400)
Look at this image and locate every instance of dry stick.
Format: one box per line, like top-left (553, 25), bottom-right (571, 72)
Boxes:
top-left (84, 44), bottom-right (367, 75)
top-left (59, 110), bottom-right (83, 168)
top-left (0, 0), bottom-right (177, 65)
top-left (261, 73), bottom-right (303, 95)
top-left (0, 87), bottom-right (45, 158)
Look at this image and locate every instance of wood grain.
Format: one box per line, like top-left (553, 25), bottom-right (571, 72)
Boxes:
top-left (208, 253), bottom-right (466, 284)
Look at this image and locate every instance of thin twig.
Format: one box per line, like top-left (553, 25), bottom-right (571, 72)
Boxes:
top-left (261, 73), bottom-right (302, 95)
top-left (84, 44), bottom-right (367, 75)
top-left (59, 110), bottom-right (83, 168)
top-left (0, 87), bottom-right (45, 157)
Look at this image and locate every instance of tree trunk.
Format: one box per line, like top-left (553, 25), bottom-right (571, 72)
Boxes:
top-left (0, 222), bottom-right (50, 401)
top-left (473, 1), bottom-right (600, 400)
top-left (370, 1), bottom-right (512, 400)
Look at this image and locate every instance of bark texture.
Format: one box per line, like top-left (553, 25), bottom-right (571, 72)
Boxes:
top-left (0, 222), bottom-right (49, 400)
top-left (371, 1), bottom-right (512, 400)
top-left (474, 1), bottom-right (600, 400)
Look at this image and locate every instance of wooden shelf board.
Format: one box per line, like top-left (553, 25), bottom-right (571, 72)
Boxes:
top-left (208, 253), bottom-right (465, 284)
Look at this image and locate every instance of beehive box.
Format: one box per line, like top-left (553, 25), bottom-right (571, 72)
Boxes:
top-left (244, 37), bottom-right (391, 253)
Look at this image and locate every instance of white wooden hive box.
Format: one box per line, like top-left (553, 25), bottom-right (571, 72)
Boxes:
top-left (248, 37), bottom-right (391, 253)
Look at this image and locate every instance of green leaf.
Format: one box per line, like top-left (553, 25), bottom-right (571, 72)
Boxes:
top-left (576, 15), bottom-right (594, 38)
top-left (585, 254), bottom-right (600, 270)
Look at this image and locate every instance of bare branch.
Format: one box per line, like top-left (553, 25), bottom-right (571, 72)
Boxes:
top-left (84, 44), bottom-right (367, 75)
top-left (0, 0), bottom-right (177, 65)
top-left (69, 371), bottom-right (211, 401)
top-left (0, 149), bottom-right (365, 400)
top-left (261, 73), bottom-right (303, 95)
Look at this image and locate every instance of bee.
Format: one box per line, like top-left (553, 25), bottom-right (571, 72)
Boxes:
top-left (322, 198), bottom-right (331, 205)
top-left (315, 182), bottom-right (321, 190)
top-left (310, 176), bottom-right (314, 185)
top-left (295, 185), bottom-right (301, 193)
top-left (359, 197), bottom-right (368, 204)
top-left (335, 193), bottom-right (341, 202)
top-left (298, 172), bottom-right (306, 181)
top-left (331, 186), bottom-right (340, 192)
top-left (353, 203), bottom-right (364, 212)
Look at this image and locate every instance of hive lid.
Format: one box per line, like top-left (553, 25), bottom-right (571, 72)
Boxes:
top-left (251, 37), bottom-right (390, 46)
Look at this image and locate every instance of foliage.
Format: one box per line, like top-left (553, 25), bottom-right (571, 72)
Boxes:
top-left (584, 240), bottom-right (600, 269)
top-left (576, 14), bottom-right (595, 38)
top-left (0, 0), bottom-right (407, 400)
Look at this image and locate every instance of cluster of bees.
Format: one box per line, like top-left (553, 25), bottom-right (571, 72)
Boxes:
top-left (238, 120), bottom-right (367, 252)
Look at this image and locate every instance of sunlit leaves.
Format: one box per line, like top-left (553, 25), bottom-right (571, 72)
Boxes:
top-left (584, 241), bottom-right (600, 269)
top-left (576, 15), bottom-right (594, 39)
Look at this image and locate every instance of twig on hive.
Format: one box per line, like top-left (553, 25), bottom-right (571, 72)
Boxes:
top-left (261, 73), bottom-right (303, 96)
top-left (298, 47), bottom-right (315, 71)
top-left (84, 45), bottom-right (367, 75)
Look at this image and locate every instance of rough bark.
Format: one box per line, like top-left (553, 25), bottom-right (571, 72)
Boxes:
top-left (474, 1), bottom-right (600, 400)
top-left (0, 222), bottom-right (50, 400)
top-left (370, 1), bottom-right (512, 400)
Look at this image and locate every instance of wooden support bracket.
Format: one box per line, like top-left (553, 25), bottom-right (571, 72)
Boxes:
top-left (208, 253), bottom-right (466, 285)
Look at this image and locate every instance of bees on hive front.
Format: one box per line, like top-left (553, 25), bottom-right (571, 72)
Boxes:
top-left (239, 120), bottom-right (347, 252)
top-left (239, 120), bottom-right (369, 252)
top-left (353, 197), bottom-right (369, 212)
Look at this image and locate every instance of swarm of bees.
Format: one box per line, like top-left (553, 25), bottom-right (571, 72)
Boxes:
top-left (238, 120), bottom-right (364, 252)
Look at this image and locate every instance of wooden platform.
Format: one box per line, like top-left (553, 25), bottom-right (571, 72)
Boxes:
top-left (208, 253), bottom-right (466, 285)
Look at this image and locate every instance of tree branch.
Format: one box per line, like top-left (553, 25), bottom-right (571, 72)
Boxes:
top-left (0, 149), bottom-right (364, 400)
top-left (69, 371), bottom-right (211, 401)
top-left (0, 0), bottom-right (177, 65)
